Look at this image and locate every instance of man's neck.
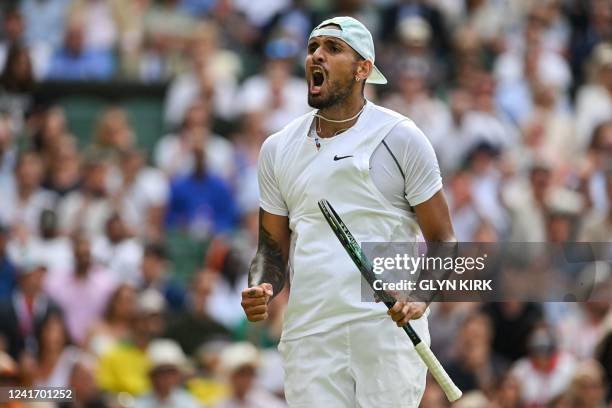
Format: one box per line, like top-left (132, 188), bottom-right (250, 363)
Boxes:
top-left (315, 97), bottom-right (366, 138)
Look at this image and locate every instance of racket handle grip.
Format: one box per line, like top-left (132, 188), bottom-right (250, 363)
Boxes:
top-left (414, 342), bottom-right (462, 402)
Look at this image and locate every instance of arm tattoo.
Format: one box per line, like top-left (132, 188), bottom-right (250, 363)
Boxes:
top-left (248, 211), bottom-right (287, 298)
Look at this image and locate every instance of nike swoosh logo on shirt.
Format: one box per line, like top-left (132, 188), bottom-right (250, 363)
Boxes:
top-left (333, 155), bottom-right (353, 161)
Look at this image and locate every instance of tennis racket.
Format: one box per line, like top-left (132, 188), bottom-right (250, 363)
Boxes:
top-left (318, 199), bottom-right (462, 402)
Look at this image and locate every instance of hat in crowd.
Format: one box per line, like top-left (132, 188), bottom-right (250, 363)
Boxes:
top-left (528, 327), bottom-right (557, 355)
top-left (219, 342), bottom-right (260, 374)
top-left (137, 288), bottom-right (166, 315)
top-left (147, 339), bottom-right (190, 374)
top-left (593, 42), bottom-right (612, 68)
top-left (309, 16), bottom-right (387, 84)
top-left (398, 16), bottom-right (431, 45)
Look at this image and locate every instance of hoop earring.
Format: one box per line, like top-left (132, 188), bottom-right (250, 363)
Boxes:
top-left (355, 76), bottom-right (360, 82)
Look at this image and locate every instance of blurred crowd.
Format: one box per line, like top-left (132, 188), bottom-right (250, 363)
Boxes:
top-left (0, 0), bottom-right (611, 407)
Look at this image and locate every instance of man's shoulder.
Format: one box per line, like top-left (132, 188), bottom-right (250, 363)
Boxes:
top-left (369, 101), bottom-right (413, 123)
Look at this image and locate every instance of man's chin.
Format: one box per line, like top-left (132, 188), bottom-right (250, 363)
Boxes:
top-left (308, 93), bottom-right (329, 109)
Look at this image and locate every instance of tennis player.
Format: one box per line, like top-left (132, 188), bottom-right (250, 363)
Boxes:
top-left (241, 16), bottom-right (456, 407)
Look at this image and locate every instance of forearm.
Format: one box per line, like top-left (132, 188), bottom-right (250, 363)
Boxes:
top-left (248, 250), bottom-right (287, 299)
top-left (248, 209), bottom-right (289, 298)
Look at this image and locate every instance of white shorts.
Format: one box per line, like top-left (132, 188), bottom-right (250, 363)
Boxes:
top-left (278, 316), bottom-right (430, 408)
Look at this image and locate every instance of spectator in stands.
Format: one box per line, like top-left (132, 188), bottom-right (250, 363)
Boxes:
top-left (235, 37), bottom-right (309, 133)
top-left (164, 21), bottom-right (241, 124)
top-left (165, 269), bottom-right (230, 356)
top-left (446, 170), bottom-right (482, 241)
top-left (204, 233), bottom-right (254, 331)
top-left (0, 115), bottom-right (16, 194)
top-left (495, 12), bottom-right (572, 127)
top-left (139, 243), bottom-right (185, 311)
top-left (8, 209), bottom-right (72, 278)
top-left (380, 0), bottom-right (450, 59)
top-left (57, 157), bottom-right (113, 238)
top-left (0, 224), bottom-right (16, 300)
top-left (565, 360), bottom-right (607, 407)
top-left (20, 0), bottom-right (71, 51)
top-left (0, 7), bottom-right (24, 70)
top-left (43, 136), bottom-right (81, 197)
top-left (96, 288), bottom-right (166, 396)
top-left (490, 373), bottom-right (522, 408)
top-left (0, 150), bottom-right (56, 235)
top-left (59, 354), bottom-right (108, 408)
top-left (481, 302), bottom-right (543, 361)
top-left (86, 283), bottom-right (137, 357)
top-left (217, 342), bottom-right (286, 408)
top-left (31, 107), bottom-right (72, 162)
top-left (558, 290), bottom-right (611, 359)
top-left (580, 121), bottom-right (612, 213)
top-left (464, 142), bottom-right (510, 235)
top-left (0, 256), bottom-right (60, 359)
top-left (46, 17), bottom-right (114, 81)
top-left (433, 87), bottom-right (469, 167)
top-left (45, 233), bottom-right (117, 344)
top-left (580, 167), bottom-right (612, 243)
top-left (383, 59), bottom-right (451, 150)
top-left (511, 325), bottom-right (577, 406)
top-left (0, 43), bottom-right (36, 133)
top-left (140, 0), bottom-right (196, 80)
top-left (503, 162), bottom-right (583, 242)
top-left (165, 130), bottom-right (238, 237)
top-left (155, 98), bottom-right (236, 183)
top-left (26, 312), bottom-right (79, 387)
top-left (446, 312), bottom-right (508, 395)
top-left (69, 0), bottom-right (120, 53)
top-left (92, 213), bottom-right (143, 285)
top-left (114, 149), bottom-right (169, 240)
top-left (0, 7), bottom-right (51, 79)
top-left (516, 81), bottom-right (576, 168)
top-left (134, 339), bottom-right (200, 408)
top-left (90, 107), bottom-right (135, 157)
top-left (427, 302), bottom-right (474, 365)
top-left (575, 43), bottom-right (612, 150)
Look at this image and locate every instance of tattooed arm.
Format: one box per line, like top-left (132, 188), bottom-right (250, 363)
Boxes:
top-left (241, 209), bottom-right (290, 322)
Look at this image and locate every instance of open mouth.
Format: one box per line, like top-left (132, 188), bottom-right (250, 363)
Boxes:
top-left (310, 67), bottom-right (326, 95)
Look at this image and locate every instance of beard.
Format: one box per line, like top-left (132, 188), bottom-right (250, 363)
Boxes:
top-left (308, 76), bottom-right (356, 109)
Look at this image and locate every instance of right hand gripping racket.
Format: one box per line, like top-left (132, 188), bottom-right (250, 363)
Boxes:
top-left (318, 199), bottom-right (462, 402)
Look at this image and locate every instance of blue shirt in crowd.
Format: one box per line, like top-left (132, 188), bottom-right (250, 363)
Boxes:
top-left (46, 49), bottom-right (115, 81)
top-left (0, 256), bottom-right (16, 301)
top-left (166, 172), bottom-right (238, 235)
top-left (180, 0), bottom-right (217, 16)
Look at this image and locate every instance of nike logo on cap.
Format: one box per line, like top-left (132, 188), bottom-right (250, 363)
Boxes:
top-left (333, 155), bottom-right (353, 161)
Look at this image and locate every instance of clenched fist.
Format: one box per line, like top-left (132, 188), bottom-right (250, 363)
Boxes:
top-left (241, 283), bottom-right (273, 322)
top-left (387, 301), bottom-right (427, 327)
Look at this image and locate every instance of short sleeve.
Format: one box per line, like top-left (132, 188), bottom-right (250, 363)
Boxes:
top-left (387, 121), bottom-right (443, 206)
top-left (257, 135), bottom-right (289, 216)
